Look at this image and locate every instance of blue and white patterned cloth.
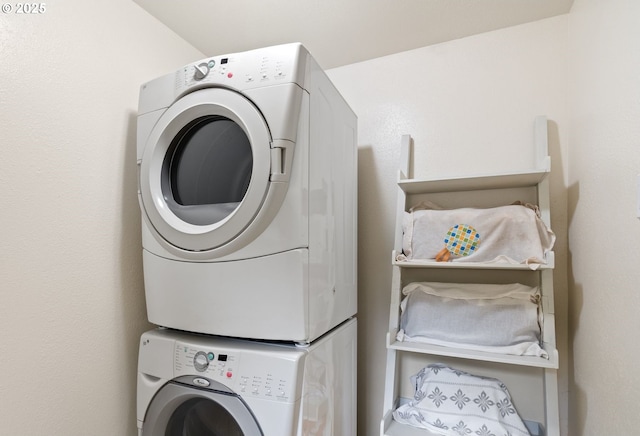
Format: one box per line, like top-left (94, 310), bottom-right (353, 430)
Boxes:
top-left (393, 364), bottom-right (531, 436)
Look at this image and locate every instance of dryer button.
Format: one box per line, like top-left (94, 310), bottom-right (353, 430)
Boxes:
top-left (194, 63), bottom-right (209, 80)
top-left (193, 377), bottom-right (210, 387)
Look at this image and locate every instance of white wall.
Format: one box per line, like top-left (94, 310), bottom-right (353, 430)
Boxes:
top-left (0, 1), bottom-right (203, 434)
top-left (328, 16), bottom-right (570, 436)
top-left (2, 2), bottom-right (635, 434)
top-left (567, 0), bottom-right (640, 434)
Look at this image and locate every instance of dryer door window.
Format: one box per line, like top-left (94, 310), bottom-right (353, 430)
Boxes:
top-left (139, 88), bottom-right (289, 255)
top-left (163, 115), bottom-right (253, 226)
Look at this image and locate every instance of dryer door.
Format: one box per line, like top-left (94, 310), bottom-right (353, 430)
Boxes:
top-left (139, 88), bottom-right (291, 256)
top-left (142, 378), bottom-right (263, 436)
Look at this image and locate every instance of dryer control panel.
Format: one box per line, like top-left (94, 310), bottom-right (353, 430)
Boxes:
top-left (172, 339), bottom-right (304, 404)
top-left (174, 42), bottom-right (307, 95)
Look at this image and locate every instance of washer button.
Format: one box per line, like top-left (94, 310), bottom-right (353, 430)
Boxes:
top-left (194, 351), bottom-right (209, 372)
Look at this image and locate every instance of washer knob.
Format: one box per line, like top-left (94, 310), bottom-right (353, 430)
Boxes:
top-left (194, 63), bottom-right (209, 80)
top-left (194, 351), bottom-right (209, 372)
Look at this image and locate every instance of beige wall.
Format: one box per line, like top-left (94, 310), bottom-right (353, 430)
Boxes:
top-left (567, 0), bottom-right (640, 434)
top-left (328, 16), bottom-right (570, 436)
top-left (2, 1), bottom-right (638, 435)
top-left (0, 1), bottom-right (202, 435)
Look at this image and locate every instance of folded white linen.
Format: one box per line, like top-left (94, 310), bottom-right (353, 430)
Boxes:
top-left (399, 202), bottom-right (555, 267)
top-left (393, 364), bottom-right (531, 436)
top-left (397, 282), bottom-right (547, 358)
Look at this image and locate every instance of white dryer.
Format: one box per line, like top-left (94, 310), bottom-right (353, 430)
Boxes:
top-left (136, 43), bottom-right (357, 343)
top-left (136, 318), bottom-right (357, 436)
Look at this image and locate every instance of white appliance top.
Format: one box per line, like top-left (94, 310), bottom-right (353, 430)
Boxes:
top-left (139, 43), bottom-right (310, 115)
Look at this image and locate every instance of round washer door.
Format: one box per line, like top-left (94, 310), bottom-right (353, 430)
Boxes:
top-left (139, 87), bottom-right (286, 254)
top-left (142, 379), bottom-right (263, 436)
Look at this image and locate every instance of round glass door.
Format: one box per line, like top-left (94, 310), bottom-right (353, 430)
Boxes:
top-left (142, 380), bottom-right (263, 436)
top-left (139, 88), bottom-right (276, 254)
top-left (162, 115), bottom-right (253, 226)
top-left (165, 397), bottom-right (245, 436)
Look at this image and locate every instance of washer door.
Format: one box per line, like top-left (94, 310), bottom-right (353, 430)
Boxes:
top-left (142, 378), bottom-right (263, 436)
top-left (139, 87), bottom-right (290, 255)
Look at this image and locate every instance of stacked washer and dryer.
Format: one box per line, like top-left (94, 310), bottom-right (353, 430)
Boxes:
top-left (135, 43), bottom-right (358, 436)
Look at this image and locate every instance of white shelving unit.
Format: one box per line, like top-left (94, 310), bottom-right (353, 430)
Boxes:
top-left (380, 117), bottom-right (560, 436)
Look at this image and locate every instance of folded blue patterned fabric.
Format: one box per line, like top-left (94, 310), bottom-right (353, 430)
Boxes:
top-left (393, 364), bottom-right (531, 436)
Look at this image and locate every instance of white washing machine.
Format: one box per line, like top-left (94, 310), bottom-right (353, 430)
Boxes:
top-left (136, 43), bottom-right (357, 343)
top-left (137, 318), bottom-right (357, 436)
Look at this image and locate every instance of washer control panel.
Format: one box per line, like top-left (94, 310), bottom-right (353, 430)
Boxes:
top-left (173, 340), bottom-right (302, 403)
top-left (175, 342), bottom-right (237, 379)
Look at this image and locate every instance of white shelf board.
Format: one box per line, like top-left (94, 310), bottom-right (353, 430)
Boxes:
top-left (399, 169), bottom-right (549, 194)
top-left (392, 250), bottom-right (555, 270)
top-left (387, 333), bottom-right (559, 369)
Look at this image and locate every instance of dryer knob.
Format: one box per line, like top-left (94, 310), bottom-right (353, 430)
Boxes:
top-left (194, 63), bottom-right (209, 80)
top-left (193, 351), bottom-right (210, 372)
